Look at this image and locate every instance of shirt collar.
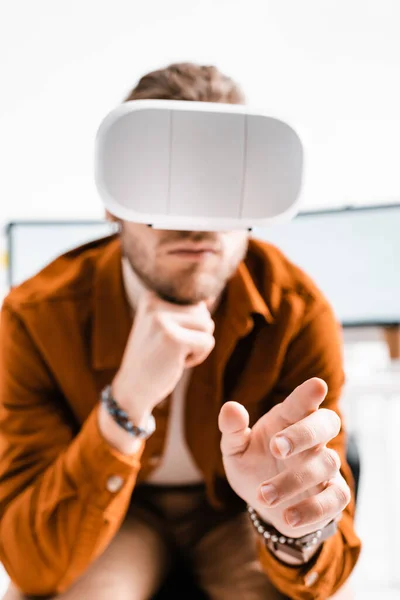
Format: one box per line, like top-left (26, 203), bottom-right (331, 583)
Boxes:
top-left (91, 239), bottom-right (274, 371)
top-left (216, 259), bottom-right (274, 344)
top-left (91, 238), bottom-right (132, 371)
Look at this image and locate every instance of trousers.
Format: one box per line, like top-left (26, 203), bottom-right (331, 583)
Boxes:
top-left (3, 483), bottom-right (352, 599)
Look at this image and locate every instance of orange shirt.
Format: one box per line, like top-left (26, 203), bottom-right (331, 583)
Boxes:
top-left (0, 235), bottom-right (361, 599)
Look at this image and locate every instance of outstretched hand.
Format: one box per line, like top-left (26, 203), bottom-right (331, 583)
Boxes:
top-left (218, 378), bottom-right (350, 538)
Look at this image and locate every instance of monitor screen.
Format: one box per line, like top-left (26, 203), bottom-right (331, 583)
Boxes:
top-left (7, 221), bottom-right (116, 288)
top-left (253, 204), bottom-right (400, 327)
top-left (6, 206), bottom-right (399, 327)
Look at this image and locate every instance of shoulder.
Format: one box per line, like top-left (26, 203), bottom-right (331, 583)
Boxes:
top-left (3, 235), bottom-right (119, 316)
top-left (247, 237), bottom-right (334, 324)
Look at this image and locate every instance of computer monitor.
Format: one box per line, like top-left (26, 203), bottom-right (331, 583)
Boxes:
top-left (253, 203), bottom-right (400, 327)
top-left (6, 205), bottom-right (400, 327)
top-left (6, 220), bottom-right (116, 288)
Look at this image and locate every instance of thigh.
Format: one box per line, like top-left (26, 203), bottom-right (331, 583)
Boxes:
top-left (2, 512), bottom-right (172, 600)
top-left (191, 511), bottom-right (287, 600)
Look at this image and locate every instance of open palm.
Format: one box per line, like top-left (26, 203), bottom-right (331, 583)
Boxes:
top-left (218, 378), bottom-right (345, 538)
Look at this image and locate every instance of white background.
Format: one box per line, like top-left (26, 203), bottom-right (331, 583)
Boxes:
top-left (1, 0), bottom-right (400, 224)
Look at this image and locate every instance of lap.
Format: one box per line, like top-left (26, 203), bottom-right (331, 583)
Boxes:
top-left (191, 511), bottom-right (287, 600)
top-left (3, 512), bottom-right (171, 600)
top-left (132, 484), bottom-right (287, 600)
top-left (2, 485), bottom-right (352, 600)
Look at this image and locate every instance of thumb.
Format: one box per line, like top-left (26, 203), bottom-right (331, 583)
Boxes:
top-left (219, 402), bottom-right (252, 458)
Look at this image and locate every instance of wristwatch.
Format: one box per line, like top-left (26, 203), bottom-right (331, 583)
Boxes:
top-left (247, 505), bottom-right (339, 563)
top-left (101, 385), bottom-right (156, 440)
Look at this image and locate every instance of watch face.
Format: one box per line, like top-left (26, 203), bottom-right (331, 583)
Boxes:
top-left (268, 539), bottom-right (308, 561)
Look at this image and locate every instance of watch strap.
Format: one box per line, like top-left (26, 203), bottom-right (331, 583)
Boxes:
top-left (247, 505), bottom-right (339, 562)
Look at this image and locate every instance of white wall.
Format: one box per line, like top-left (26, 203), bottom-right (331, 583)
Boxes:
top-left (1, 0), bottom-right (400, 224)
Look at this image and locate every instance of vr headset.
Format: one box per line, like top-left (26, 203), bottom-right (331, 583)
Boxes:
top-left (94, 100), bottom-right (304, 231)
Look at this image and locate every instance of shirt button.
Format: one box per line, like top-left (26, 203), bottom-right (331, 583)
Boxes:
top-left (106, 475), bottom-right (125, 493)
top-left (304, 571), bottom-right (319, 587)
top-left (148, 454), bottom-right (162, 466)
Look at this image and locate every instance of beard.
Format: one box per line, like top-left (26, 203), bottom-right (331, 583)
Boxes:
top-left (120, 229), bottom-right (249, 306)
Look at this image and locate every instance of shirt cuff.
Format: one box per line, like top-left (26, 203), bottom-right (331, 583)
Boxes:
top-left (258, 531), bottom-right (342, 600)
top-left (64, 405), bottom-right (146, 505)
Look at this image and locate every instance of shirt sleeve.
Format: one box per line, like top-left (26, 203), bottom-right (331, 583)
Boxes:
top-left (0, 303), bottom-right (146, 596)
top-left (257, 301), bottom-right (362, 600)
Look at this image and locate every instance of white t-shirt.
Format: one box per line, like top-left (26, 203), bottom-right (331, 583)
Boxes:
top-left (121, 256), bottom-right (204, 485)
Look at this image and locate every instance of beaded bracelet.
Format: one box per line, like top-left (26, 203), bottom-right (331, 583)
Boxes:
top-left (247, 505), bottom-right (336, 554)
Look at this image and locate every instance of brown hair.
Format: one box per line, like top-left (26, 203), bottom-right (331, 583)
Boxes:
top-left (123, 62), bottom-right (246, 104)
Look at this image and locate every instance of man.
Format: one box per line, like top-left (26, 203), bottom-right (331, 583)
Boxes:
top-left (0, 63), bottom-right (361, 599)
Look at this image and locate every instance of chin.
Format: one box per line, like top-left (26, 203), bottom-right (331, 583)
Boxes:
top-left (157, 292), bottom-right (207, 306)
top-left (157, 283), bottom-right (217, 305)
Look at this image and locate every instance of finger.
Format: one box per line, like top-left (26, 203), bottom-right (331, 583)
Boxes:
top-left (184, 340), bottom-right (215, 368)
top-left (266, 378), bottom-right (328, 434)
top-left (284, 474), bottom-right (351, 529)
top-left (257, 447), bottom-right (341, 507)
top-left (161, 319), bottom-right (215, 367)
top-left (159, 309), bottom-right (215, 336)
top-left (170, 312), bottom-right (215, 335)
top-left (162, 318), bottom-right (215, 352)
top-left (184, 345), bottom-right (214, 368)
top-left (270, 408), bottom-right (341, 459)
top-left (219, 402), bottom-right (252, 458)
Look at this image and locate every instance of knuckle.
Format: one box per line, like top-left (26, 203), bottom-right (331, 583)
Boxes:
top-left (159, 323), bottom-right (177, 344)
top-left (330, 411), bottom-right (342, 435)
top-left (311, 497), bottom-right (326, 521)
top-left (301, 423), bottom-right (318, 445)
top-left (323, 448), bottom-right (341, 474)
top-left (320, 408), bottom-right (341, 437)
top-left (159, 321), bottom-right (179, 343)
top-left (334, 484), bottom-right (351, 507)
top-left (291, 470), bottom-right (306, 489)
top-left (270, 404), bottom-right (292, 428)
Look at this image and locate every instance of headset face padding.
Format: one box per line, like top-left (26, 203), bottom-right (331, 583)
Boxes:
top-left (95, 100), bottom-right (304, 231)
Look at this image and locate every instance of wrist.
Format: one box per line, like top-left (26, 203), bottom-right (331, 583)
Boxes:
top-left (255, 506), bottom-right (332, 540)
top-left (111, 376), bottom-right (152, 424)
top-left (267, 539), bottom-right (323, 566)
top-left (98, 404), bottom-right (144, 456)
top-left (101, 384), bottom-right (156, 440)
top-left (247, 505), bottom-right (337, 566)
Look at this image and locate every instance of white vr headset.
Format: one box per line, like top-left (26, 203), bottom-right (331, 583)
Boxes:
top-left (94, 99), bottom-right (304, 231)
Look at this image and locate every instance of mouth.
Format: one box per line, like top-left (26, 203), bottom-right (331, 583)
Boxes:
top-left (167, 244), bottom-right (219, 254)
top-left (166, 245), bottom-right (219, 262)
